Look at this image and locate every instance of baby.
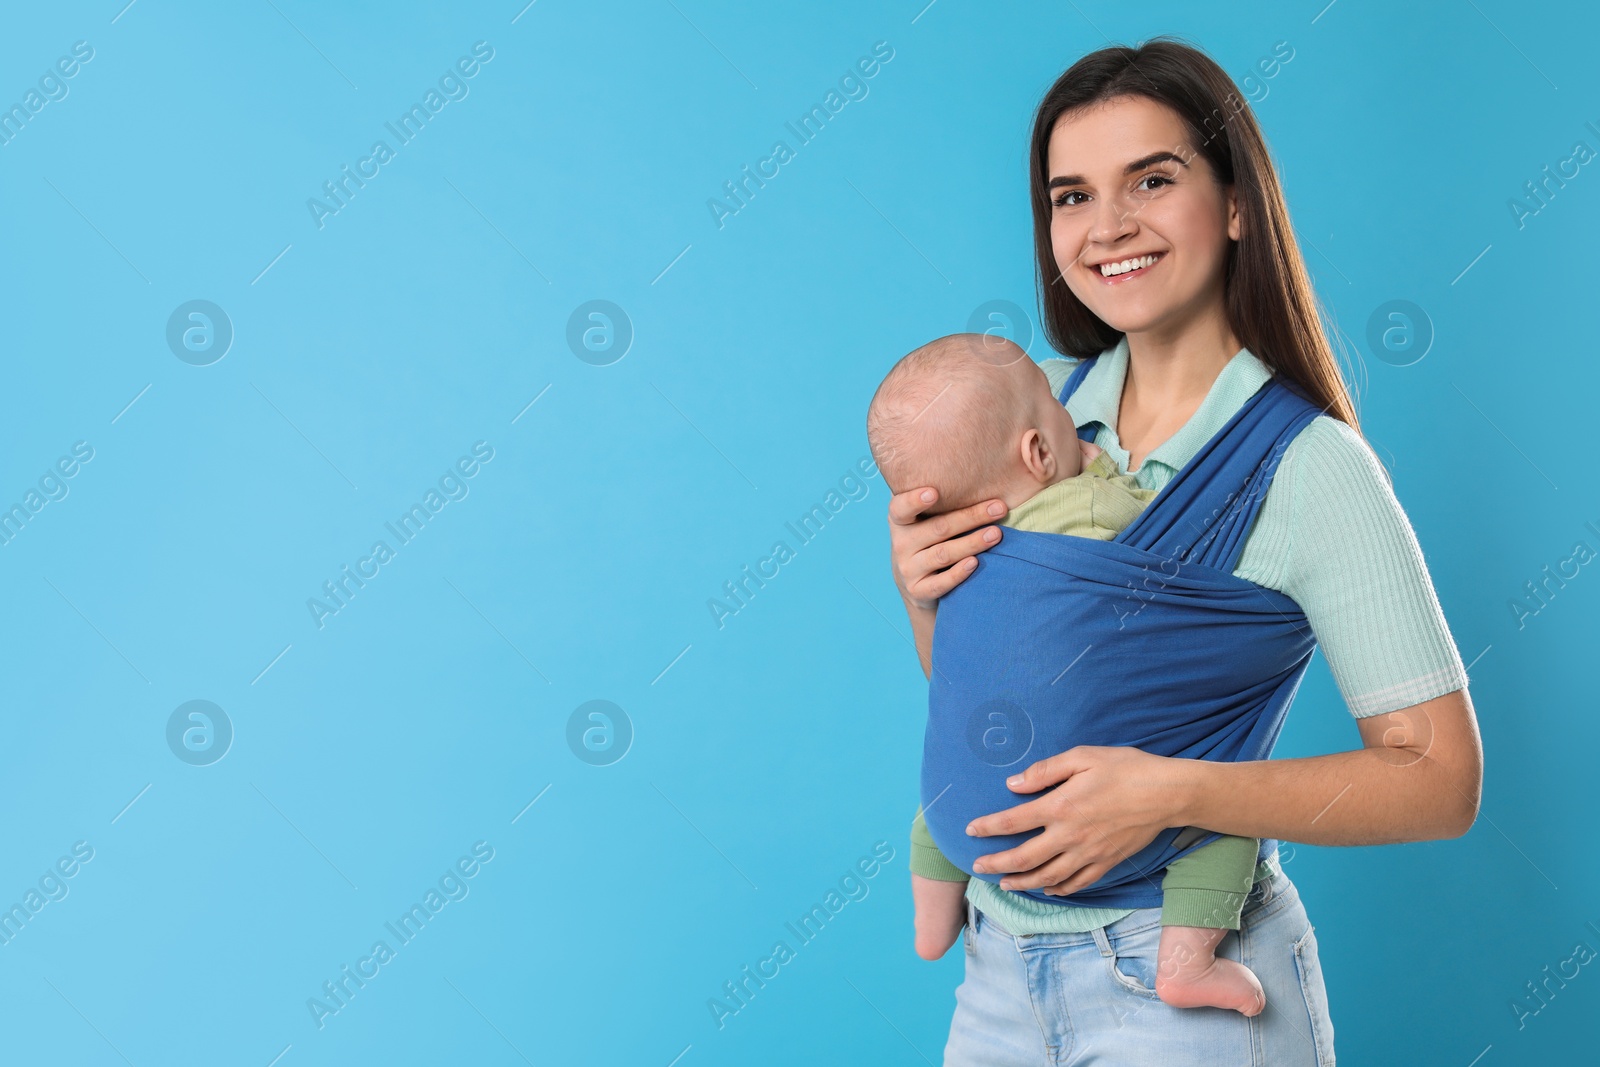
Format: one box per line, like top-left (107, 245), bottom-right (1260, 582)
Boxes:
top-left (867, 332), bottom-right (1267, 1017)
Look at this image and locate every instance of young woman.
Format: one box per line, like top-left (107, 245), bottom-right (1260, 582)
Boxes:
top-left (890, 39), bottom-right (1483, 1064)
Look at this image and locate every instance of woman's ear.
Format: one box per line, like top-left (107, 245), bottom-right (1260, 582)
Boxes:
top-left (1226, 184), bottom-right (1241, 241)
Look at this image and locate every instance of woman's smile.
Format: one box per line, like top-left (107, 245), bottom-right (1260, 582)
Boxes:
top-left (1089, 250), bottom-right (1166, 283)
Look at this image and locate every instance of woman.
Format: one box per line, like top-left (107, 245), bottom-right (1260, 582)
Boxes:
top-left (891, 39), bottom-right (1483, 1064)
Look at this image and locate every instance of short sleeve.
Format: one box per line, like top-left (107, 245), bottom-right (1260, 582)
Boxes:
top-left (1236, 416), bottom-right (1469, 718)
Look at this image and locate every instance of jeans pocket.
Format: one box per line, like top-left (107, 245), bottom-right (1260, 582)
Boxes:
top-left (1103, 925), bottom-right (1163, 1002)
top-left (1292, 922), bottom-right (1337, 1066)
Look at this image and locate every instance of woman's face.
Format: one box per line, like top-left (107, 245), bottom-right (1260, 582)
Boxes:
top-left (1046, 94), bottom-right (1239, 338)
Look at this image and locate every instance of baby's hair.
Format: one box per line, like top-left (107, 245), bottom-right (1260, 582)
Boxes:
top-left (866, 333), bottom-right (1034, 511)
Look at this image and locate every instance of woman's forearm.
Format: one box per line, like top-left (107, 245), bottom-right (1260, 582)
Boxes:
top-left (1172, 750), bottom-right (1461, 846)
top-left (1172, 691), bottom-right (1482, 846)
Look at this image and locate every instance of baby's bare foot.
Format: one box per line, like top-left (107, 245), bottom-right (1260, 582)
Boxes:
top-left (1153, 924), bottom-right (1266, 1016)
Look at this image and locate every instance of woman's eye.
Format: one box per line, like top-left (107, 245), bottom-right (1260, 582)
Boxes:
top-left (1137, 174), bottom-right (1174, 192)
top-left (1053, 190), bottom-right (1088, 208)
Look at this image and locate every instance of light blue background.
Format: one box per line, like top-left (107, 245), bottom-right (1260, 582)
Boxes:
top-left (1, 1), bottom-right (1595, 1063)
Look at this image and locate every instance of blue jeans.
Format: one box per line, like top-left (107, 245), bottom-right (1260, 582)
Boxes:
top-left (944, 865), bottom-right (1336, 1066)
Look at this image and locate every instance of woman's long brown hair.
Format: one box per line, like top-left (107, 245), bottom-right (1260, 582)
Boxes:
top-left (1029, 36), bottom-right (1359, 430)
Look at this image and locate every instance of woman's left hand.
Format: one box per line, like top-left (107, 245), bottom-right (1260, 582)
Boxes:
top-left (965, 745), bottom-right (1190, 895)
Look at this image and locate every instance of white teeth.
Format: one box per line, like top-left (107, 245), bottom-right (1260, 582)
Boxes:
top-left (1098, 254), bottom-right (1158, 277)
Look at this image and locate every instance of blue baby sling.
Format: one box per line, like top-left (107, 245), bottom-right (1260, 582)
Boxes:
top-left (920, 354), bottom-right (1323, 909)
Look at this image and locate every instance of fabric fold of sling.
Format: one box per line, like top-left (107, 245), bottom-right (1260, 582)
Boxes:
top-left (920, 354), bottom-right (1324, 909)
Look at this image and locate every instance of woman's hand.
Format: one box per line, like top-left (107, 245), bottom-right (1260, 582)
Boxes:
top-left (887, 487), bottom-right (1009, 612)
top-left (965, 745), bottom-right (1192, 895)
top-left (1078, 439), bottom-right (1103, 464)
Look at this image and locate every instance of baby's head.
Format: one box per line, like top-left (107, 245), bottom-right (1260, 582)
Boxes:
top-left (867, 334), bottom-right (1083, 514)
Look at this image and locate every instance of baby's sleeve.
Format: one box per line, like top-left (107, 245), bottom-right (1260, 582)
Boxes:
top-left (1092, 455), bottom-right (1160, 505)
top-left (911, 805), bottom-right (970, 882)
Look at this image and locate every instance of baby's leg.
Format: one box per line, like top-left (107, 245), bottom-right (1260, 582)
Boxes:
top-left (912, 873), bottom-right (970, 960)
top-left (1155, 834), bottom-right (1265, 1015)
top-left (1155, 924), bottom-right (1265, 1015)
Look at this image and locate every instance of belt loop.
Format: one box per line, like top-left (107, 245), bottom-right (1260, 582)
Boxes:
top-left (1091, 925), bottom-right (1114, 958)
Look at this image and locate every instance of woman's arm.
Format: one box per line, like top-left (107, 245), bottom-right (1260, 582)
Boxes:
top-left (1181, 688), bottom-right (1482, 844)
top-left (965, 687), bottom-right (1482, 894)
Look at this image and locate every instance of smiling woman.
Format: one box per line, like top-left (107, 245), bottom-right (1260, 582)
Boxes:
top-left (883, 35), bottom-right (1482, 1066)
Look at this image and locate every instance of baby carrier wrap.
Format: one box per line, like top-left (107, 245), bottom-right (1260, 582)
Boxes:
top-left (920, 354), bottom-right (1323, 909)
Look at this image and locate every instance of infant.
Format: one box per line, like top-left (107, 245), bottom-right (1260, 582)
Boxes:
top-left (867, 332), bottom-right (1267, 1017)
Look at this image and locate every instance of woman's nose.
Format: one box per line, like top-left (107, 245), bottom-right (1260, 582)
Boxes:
top-left (1087, 194), bottom-right (1138, 244)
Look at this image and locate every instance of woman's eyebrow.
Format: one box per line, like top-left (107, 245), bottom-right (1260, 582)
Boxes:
top-left (1047, 151), bottom-right (1190, 190)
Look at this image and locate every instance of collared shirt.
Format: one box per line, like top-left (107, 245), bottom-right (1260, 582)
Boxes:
top-left (1057, 334), bottom-right (1275, 491)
